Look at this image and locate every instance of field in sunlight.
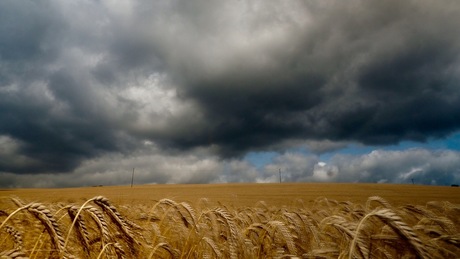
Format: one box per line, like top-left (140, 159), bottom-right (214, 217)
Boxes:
top-left (2, 183), bottom-right (460, 207)
top-left (1, 183), bottom-right (459, 258)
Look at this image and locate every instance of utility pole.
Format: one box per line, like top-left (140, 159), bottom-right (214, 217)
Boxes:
top-left (131, 168), bottom-right (135, 188)
top-left (279, 168), bottom-right (282, 183)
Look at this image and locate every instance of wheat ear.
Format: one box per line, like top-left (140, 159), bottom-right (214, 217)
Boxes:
top-left (28, 203), bottom-right (66, 257)
top-left (201, 236), bottom-right (222, 258)
top-left (349, 208), bottom-right (429, 259)
top-left (148, 242), bottom-right (180, 259)
top-left (4, 225), bottom-right (24, 251)
top-left (210, 207), bottom-right (239, 259)
top-left (85, 205), bottom-right (112, 247)
top-left (0, 205), bottom-right (31, 232)
top-left (94, 242), bottom-right (126, 259)
top-left (92, 196), bottom-right (139, 254)
top-left (321, 215), bottom-right (369, 259)
top-left (147, 199), bottom-right (196, 230)
top-left (0, 249), bottom-right (28, 259)
top-left (267, 220), bottom-right (298, 255)
top-left (96, 242), bottom-right (115, 259)
top-left (67, 205), bottom-right (91, 256)
top-left (64, 196), bottom-right (100, 249)
top-left (0, 203), bottom-right (66, 258)
top-left (365, 196), bottom-right (392, 211)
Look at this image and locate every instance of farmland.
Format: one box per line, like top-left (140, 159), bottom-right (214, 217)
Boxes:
top-left (1, 183), bottom-right (459, 258)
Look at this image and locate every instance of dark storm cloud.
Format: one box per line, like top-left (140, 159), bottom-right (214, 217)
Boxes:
top-left (1, 0), bottom-right (460, 177)
top-left (0, 0), bottom-right (141, 173)
top-left (145, 0), bottom-right (460, 156)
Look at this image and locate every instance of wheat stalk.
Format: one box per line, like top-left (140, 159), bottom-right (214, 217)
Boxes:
top-left (267, 220), bottom-right (298, 255)
top-left (26, 203), bottom-right (66, 258)
top-left (93, 196), bottom-right (141, 254)
top-left (402, 204), bottom-right (437, 219)
top-left (85, 205), bottom-right (112, 247)
top-left (147, 199), bottom-right (197, 231)
top-left (435, 234), bottom-right (460, 246)
top-left (349, 208), bottom-right (429, 259)
top-left (292, 211), bottom-right (321, 248)
top-left (205, 207), bottom-right (238, 259)
top-left (2, 195), bottom-right (460, 257)
top-left (95, 242), bottom-right (115, 259)
top-left (201, 236), bottom-right (222, 258)
top-left (148, 242), bottom-right (180, 259)
top-left (64, 196), bottom-right (100, 249)
top-left (179, 202), bottom-right (198, 229)
top-left (67, 205), bottom-right (91, 256)
top-left (4, 225), bottom-right (23, 251)
top-left (416, 217), bottom-right (456, 235)
top-left (0, 249), bottom-right (28, 259)
top-left (0, 205), bottom-right (30, 232)
top-left (0, 202), bottom-right (66, 258)
top-left (365, 196), bottom-right (392, 211)
top-left (321, 215), bottom-right (369, 259)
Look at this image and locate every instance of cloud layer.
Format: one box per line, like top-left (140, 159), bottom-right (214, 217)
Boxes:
top-left (1, 0), bottom-right (460, 186)
top-left (1, 148), bottom-right (459, 188)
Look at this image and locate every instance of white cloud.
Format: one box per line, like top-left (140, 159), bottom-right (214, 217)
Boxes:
top-left (312, 162), bottom-right (338, 182)
top-left (332, 149), bottom-right (460, 185)
top-left (2, 147), bottom-right (460, 187)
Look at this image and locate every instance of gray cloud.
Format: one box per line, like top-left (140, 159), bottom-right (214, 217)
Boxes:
top-left (259, 149), bottom-right (460, 185)
top-left (2, 148), bottom-right (458, 188)
top-left (331, 149), bottom-right (460, 185)
top-left (1, 0), bottom-right (460, 184)
top-left (138, 0), bottom-right (460, 155)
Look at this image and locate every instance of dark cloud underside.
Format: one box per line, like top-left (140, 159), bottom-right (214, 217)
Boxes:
top-left (1, 0), bottom-right (460, 175)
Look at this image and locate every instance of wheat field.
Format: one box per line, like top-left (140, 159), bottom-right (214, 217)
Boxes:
top-left (1, 183), bottom-right (459, 258)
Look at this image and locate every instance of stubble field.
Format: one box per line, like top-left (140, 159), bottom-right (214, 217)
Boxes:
top-left (1, 183), bottom-right (459, 258)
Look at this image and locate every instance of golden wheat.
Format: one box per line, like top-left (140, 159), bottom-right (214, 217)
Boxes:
top-left (1, 194), bottom-right (459, 258)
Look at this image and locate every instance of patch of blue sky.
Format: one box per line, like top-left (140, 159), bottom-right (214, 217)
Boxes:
top-left (244, 132), bottom-right (460, 167)
top-left (443, 131), bottom-right (460, 150)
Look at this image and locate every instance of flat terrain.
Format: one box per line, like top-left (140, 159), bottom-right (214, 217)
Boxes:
top-left (1, 183), bottom-right (459, 207)
top-left (1, 183), bottom-right (459, 258)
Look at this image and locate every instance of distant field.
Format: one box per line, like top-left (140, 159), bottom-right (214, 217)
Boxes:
top-left (1, 183), bottom-right (459, 207)
top-left (1, 183), bottom-right (459, 258)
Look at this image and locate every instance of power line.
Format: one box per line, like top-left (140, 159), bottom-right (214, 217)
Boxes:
top-left (131, 168), bottom-right (135, 187)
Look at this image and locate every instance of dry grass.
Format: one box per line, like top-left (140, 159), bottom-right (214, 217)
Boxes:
top-left (1, 183), bottom-right (459, 258)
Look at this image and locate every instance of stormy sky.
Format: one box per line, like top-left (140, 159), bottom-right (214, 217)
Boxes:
top-left (1, 0), bottom-right (460, 188)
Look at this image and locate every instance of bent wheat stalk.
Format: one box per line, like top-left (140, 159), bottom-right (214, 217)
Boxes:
top-left (27, 203), bottom-right (66, 257)
top-left (267, 220), bottom-right (297, 255)
top-left (85, 205), bottom-right (112, 247)
top-left (1, 203), bottom-right (66, 257)
top-left (0, 205), bottom-right (31, 232)
top-left (96, 242), bottom-right (115, 259)
top-left (365, 196), bottom-right (392, 211)
top-left (63, 196), bottom-right (101, 249)
top-left (4, 226), bottom-right (23, 251)
top-left (93, 196), bottom-right (140, 254)
top-left (67, 206), bottom-right (91, 256)
top-left (349, 208), bottom-right (428, 259)
top-left (148, 242), bottom-right (179, 259)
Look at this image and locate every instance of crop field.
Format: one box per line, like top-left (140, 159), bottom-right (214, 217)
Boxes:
top-left (1, 183), bottom-right (459, 258)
